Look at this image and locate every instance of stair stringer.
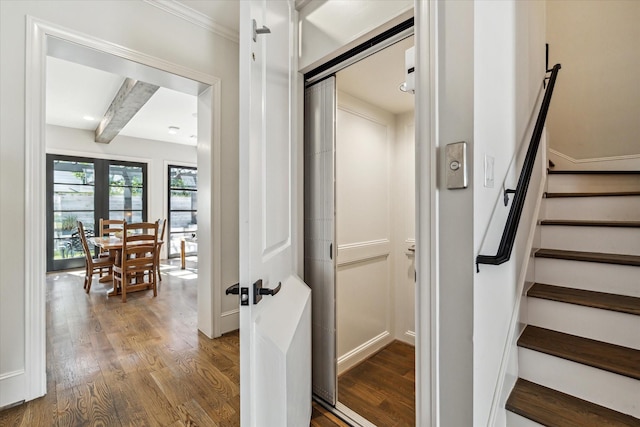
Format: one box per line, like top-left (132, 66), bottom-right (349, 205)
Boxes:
top-left (486, 173), bottom-right (548, 427)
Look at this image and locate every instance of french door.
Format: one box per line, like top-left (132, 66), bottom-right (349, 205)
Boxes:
top-left (46, 154), bottom-right (147, 271)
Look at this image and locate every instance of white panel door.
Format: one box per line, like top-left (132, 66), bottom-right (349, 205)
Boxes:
top-left (238, 1), bottom-right (311, 426)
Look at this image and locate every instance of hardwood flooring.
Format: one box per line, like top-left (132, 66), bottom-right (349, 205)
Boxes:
top-left (337, 341), bottom-right (415, 426)
top-left (0, 260), bottom-right (347, 427)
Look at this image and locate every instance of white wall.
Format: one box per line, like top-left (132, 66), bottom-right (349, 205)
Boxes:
top-left (0, 0), bottom-right (238, 406)
top-left (393, 112), bottom-right (416, 345)
top-left (472, 1), bottom-right (546, 426)
top-left (46, 124), bottom-right (197, 260)
top-left (335, 91), bottom-right (415, 374)
top-left (336, 91), bottom-right (394, 373)
top-left (546, 0), bottom-right (640, 160)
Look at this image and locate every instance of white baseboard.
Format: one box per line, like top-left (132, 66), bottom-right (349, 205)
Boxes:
top-left (0, 369), bottom-right (26, 408)
top-left (220, 309), bottom-right (239, 334)
top-left (337, 331), bottom-right (392, 375)
top-left (398, 330), bottom-right (415, 346)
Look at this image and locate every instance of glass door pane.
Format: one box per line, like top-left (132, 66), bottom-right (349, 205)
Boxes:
top-left (48, 158), bottom-right (96, 271)
top-left (108, 163), bottom-right (145, 223)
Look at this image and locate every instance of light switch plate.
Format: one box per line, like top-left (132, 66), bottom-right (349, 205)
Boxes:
top-left (446, 141), bottom-right (467, 189)
top-left (484, 154), bottom-right (494, 188)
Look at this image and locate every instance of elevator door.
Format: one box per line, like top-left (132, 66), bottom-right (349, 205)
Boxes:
top-left (304, 76), bottom-right (337, 406)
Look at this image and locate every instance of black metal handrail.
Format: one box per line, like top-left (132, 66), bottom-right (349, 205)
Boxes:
top-left (476, 64), bottom-right (561, 271)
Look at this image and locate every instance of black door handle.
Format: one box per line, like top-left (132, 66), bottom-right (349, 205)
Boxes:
top-left (257, 281), bottom-right (281, 296)
top-left (226, 282), bottom-right (249, 305)
top-left (253, 279), bottom-right (281, 304)
top-left (225, 283), bottom-right (240, 295)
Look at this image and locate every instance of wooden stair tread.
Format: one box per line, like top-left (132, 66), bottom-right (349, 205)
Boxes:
top-left (540, 219), bottom-right (640, 228)
top-left (548, 170), bottom-right (640, 175)
top-left (545, 191), bottom-right (640, 198)
top-left (506, 378), bottom-right (640, 426)
top-left (535, 249), bottom-right (640, 266)
top-left (518, 326), bottom-right (640, 380)
top-left (528, 283), bottom-right (640, 315)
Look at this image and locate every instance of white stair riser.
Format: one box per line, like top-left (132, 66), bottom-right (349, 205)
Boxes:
top-left (506, 411), bottom-right (543, 427)
top-left (534, 258), bottom-right (640, 298)
top-left (527, 298), bottom-right (640, 350)
top-left (540, 225), bottom-right (640, 255)
top-left (547, 174), bottom-right (640, 193)
top-left (544, 196), bottom-right (640, 221)
top-left (518, 348), bottom-right (640, 417)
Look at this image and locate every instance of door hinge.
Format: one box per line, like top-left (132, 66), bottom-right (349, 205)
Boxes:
top-left (252, 19), bottom-right (271, 42)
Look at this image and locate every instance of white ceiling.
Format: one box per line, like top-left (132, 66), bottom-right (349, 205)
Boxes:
top-left (337, 36), bottom-right (415, 115)
top-left (45, 2), bottom-right (412, 146)
top-left (46, 57), bottom-right (198, 146)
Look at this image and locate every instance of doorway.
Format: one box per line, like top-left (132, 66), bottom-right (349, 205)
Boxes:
top-left (23, 17), bottom-right (225, 398)
top-left (305, 35), bottom-right (416, 426)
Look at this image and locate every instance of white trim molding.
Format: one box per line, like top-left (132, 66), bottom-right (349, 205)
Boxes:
top-left (144, 0), bottom-right (239, 44)
top-left (336, 239), bottom-right (391, 267)
top-left (0, 370), bottom-right (25, 382)
top-left (24, 15), bottom-right (48, 403)
top-left (548, 148), bottom-right (640, 170)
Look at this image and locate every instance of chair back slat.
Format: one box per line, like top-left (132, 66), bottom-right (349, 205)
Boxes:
top-left (114, 220), bottom-right (159, 302)
top-left (100, 218), bottom-right (125, 238)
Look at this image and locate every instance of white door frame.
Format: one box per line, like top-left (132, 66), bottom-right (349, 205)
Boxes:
top-left (414, 1), bottom-right (438, 425)
top-left (23, 16), bottom-right (223, 401)
top-left (298, 1), bottom-right (439, 424)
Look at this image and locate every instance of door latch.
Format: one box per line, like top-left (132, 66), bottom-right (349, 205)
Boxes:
top-left (253, 279), bottom-right (281, 304)
top-left (226, 283), bottom-right (249, 306)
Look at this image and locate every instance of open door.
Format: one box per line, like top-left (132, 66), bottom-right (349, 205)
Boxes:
top-left (238, 1), bottom-right (312, 426)
top-left (304, 77), bottom-right (337, 406)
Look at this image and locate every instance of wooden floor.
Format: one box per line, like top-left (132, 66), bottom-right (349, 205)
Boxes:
top-left (0, 259), bottom-right (347, 427)
top-left (337, 341), bottom-right (416, 426)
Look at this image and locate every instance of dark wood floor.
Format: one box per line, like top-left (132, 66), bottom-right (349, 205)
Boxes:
top-left (338, 341), bottom-right (416, 426)
top-left (0, 260), bottom-right (347, 427)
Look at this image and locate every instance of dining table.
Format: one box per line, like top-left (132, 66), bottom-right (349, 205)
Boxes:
top-left (91, 236), bottom-right (163, 296)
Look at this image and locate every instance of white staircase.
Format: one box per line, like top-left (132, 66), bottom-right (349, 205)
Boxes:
top-left (506, 170), bottom-right (640, 426)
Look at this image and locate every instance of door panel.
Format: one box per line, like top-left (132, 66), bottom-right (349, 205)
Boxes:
top-left (239, 0), bottom-right (311, 426)
top-left (304, 77), bottom-right (337, 405)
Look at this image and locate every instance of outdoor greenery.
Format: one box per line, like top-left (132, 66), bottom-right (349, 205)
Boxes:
top-left (61, 214), bottom-right (78, 231)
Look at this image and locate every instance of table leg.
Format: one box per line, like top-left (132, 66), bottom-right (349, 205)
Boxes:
top-left (181, 239), bottom-right (186, 270)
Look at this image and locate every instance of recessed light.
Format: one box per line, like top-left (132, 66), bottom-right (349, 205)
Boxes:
top-left (168, 126), bottom-right (180, 135)
top-left (83, 115), bottom-right (95, 121)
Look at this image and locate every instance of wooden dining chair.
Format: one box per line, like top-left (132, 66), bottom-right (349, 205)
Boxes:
top-left (77, 221), bottom-right (114, 293)
top-left (156, 219), bottom-right (167, 282)
top-left (112, 221), bottom-right (159, 302)
top-left (98, 218), bottom-right (125, 257)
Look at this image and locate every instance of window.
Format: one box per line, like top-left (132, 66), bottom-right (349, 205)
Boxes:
top-left (168, 165), bottom-right (197, 258)
top-left (46, 154), bottom-right (147, 271)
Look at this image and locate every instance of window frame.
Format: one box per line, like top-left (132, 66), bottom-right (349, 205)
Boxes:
top-left (167, 164), bottom-right (198, 258)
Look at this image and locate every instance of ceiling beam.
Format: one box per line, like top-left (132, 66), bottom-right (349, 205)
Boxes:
top-left (95, 78), bottom-right (159, 144)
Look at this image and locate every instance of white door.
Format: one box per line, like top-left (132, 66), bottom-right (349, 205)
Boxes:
top-left (238, 1), bottom-right (312, 426)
